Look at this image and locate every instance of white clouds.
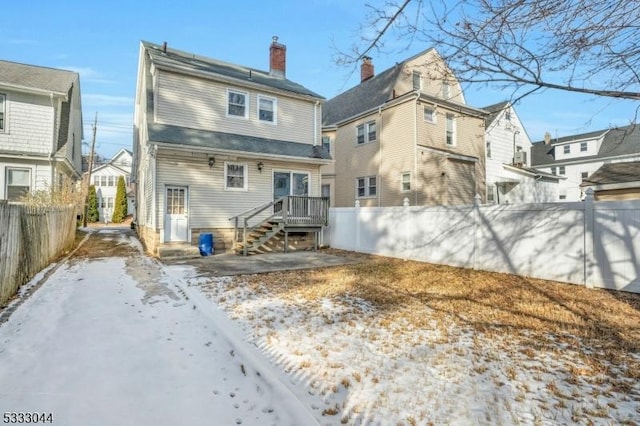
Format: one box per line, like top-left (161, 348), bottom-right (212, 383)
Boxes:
top-left (59, 66), bottom-right (114, 84)
top-left (83, 93), bottom-right (134, 107)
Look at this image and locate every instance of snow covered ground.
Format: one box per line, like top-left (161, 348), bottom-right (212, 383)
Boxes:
top-left (0, 229), bottom-right (316, 426)
top-left (166, 266), bottom-right (640, 426)
top-left (2, 227), bottom-right (638, 425)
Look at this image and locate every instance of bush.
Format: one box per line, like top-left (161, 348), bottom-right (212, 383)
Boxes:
top-left (87, 185), bottom-right (99, 222)
top-left (111, 176), bottom-right (128, 223)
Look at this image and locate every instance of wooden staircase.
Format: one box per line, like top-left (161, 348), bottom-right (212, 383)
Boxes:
top-left (229, 196), bottom-right (329, 256)
top-left (233, 220), bottom-right (284, 255)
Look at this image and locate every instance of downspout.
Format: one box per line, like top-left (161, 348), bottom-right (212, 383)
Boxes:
top-left (313, 100), bottom-right (320, 146)
top-left (413, 91), bottom-right (420, 206)
top-left (377, 106), bottom-right (382, 207)
top-left (49, 93), bottom-right (56, 189)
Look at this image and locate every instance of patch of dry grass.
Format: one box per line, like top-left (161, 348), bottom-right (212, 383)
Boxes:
top-left (239, 249), bottom-right (640, 380)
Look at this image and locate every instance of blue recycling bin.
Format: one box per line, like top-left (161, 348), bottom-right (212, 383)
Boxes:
top-left (198, 233), bottom-right (214, 256)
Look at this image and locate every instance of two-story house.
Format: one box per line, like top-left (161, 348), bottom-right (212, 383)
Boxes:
top-left (133, 39), bottom-right (331, 255)
top-left (531, 124), bottom-right (640, 201)
top-left (0, 60), bottom-right (83, 201)
top-left (483, 101), bottom-right (560, 203)
top-left (322, 49), bottom-right (486, 208)
top-left (90, 148), bottom-right (134, 221)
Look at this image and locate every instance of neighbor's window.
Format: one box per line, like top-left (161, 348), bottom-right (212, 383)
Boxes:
top-left (580, 142), bottom-right (588, 152)
top-left (445, 113), bottom-right (456, 146)
top-left (559, 166), bottom-right (566, 175)
top-left (225, 162), bottom-right (247, 191)
top-left (322, 136), bottom-right (331, 153)
top-left (6, 168), bottom-right (31, 201)
top-left (424, 106), bottom-right (436, 123)
top-left (486, 141), bottom-right (492, 159)
top-left (101, 176), bottom-right (107, 186)
top-left (227, 89), bottom-right (248, 118)
top-left (487, 185), bottom-right (496, 203)
top-left (356, 121), bottom-right (376, 145)
top-left (108, 176), bottom-right (115, 187)
top-left (0, 93), bottom-right (5, 131)
top-left (258, 95), bottom-right (276, 123)
top-left (581, 171), bottom-right (589, 180)
top-left (551, 166), bottom-right (557, 175)
top-left (441, 82), bottom-right (450, 99)
top-left (93, 176), bottom-right (100, 186)
top-left (563, 145), bottom-right (570, 154)
top-left (356, 176), bottom-right (377, 198)
top-left (505, 110), bottom-right (512, 121)
top-left (412, 71), bottom-right (422, 90)
top-left (107, 197), bottom-right (114, 209)
top-left (321, 184), bottom-right (330, 199)
top-left (401, 172), bottom-right (411, 192)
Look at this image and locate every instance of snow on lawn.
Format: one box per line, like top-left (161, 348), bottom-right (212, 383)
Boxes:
top-left (166, 267), bottom-right (640, 426)
top-left (0, 229), bottom-right (316, 426)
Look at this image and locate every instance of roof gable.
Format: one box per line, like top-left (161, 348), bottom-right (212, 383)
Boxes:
top-left (142, 41), bottom-right (323, 100)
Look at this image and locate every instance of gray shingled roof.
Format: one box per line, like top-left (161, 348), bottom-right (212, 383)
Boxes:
top-left (322, 63), bottom-right (404, 126)
top-left (531, 124), bottom-right (640, 166)
top-left (148, 122), bottom-right (331, 161)
top-left (142, 41), bottom-right (323, 99)
top-left (0, 60), bottom-right (77, 94)
top-left (482, 101), bottom-right (510, 129)
top-left (582, 161), bottom-right (640, 186)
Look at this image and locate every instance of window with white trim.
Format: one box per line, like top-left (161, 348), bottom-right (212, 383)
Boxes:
top-left (487, 185), bottom-right (496, 203)
top-left (356, 176), bottom-right (377, 198)
top-left (322, 136), bottom-right (331, 154)
top-left (0, 93), bottom-right (5, 132)
top-left (258, 95), bottom-right (276, 123)
top-left (563, 145), bottom-right (570, 154)
top-left (424, 106), bottom-right (436, 123)
top-left (227, 89), bottom-right (248, 118)
top-left (401, 172), bottom-right (411, 192)
top-left (486, 141), bottom-right (492, 159)
top-left (412, 71), bottom-right (422, 90)
top-left (107, 197), bottom-right (114, 209)
top-left (559, 166), bottom-right (566, 175)
top-left (551, 166), bottom-right (557, 175)
top-left (93, 176), bottom-right (99, 186)
top-left (225, 162), bottom-right (247, 191)
top-left (356, 121), bottom-right (376, 145)
top-left (441, 82), bottom-right (450, 99)
top-left (580, 142), bottom-right (588, 152)
top-left (445, 113), bottom-right (456, 146)
top-left (581, 171), bottom-right (588, 180)
top-left (6, 168), bottom-right (31, 201)
top-left (101, 176), bottom-right (107, 186)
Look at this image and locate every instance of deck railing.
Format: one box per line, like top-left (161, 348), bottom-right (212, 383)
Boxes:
top-left (229, 196), bottom-right (329, 255)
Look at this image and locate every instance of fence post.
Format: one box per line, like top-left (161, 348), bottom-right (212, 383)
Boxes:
top-left (473, 194), bottom-right (481, 270)
top-left (584, 188), bottom-right (595, 289)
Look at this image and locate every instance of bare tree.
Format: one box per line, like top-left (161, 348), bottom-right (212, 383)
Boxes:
top-left (337, 0), bottom-right (640, 103)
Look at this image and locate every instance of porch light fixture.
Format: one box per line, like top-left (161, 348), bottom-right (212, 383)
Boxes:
top-left (257, 161), bottom-right (264, 172)
top-left (208, 157), bottom-right (215, 168)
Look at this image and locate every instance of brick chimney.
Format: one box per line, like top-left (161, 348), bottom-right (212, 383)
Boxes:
top-left (269, 36), bottom-right (286, 78)
top-left (361, 56), bottom-right (374, 82)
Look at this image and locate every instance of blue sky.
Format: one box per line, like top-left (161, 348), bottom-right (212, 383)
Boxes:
top-left (2, 1), bottom-right (637, 159)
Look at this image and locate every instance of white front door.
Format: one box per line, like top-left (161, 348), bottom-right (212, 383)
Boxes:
top-left (164, 186), bottom-right (188, 242)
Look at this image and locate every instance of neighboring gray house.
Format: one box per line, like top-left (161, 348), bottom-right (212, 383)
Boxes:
top-left (531, 124), bottom-right (640, 201)
top-left (133, 39), bottom-right (331, 255)
top-left (483, 101), bottom-right (560, 203)
top-left (0, 60), bottom-right (83, 201)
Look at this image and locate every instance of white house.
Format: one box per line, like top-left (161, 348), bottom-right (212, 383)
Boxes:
top-left (132, 39), bottom-right (331, 255)
top-left (483, 101), bottom-right (560, 203)
top-left (531, 124), bottom-right (640, 201)
top-left (0, 60), bottom-right (83, 201)
top-left (91, 148), bottom-right (134, 221)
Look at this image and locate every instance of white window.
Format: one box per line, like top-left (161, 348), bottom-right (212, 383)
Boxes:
top-left (258, 95), bottom-right (276, 123)
top-left (424, 106), bottom-right (436, 123)
top-left (93, 176), bottom-right (99, 186)
top-left (401, 172), bottom-right (411, 192)
top-left (356, 176), bottom-right (377, 198)
top-left (563, 145), bottom-right (570, 154)
top-left (487, 185), bottom-right (496, 203)
top-left (580, 142), bottom-right (588, 152)
top-left (227, 89), bottom-right (248, 118)
top-left (322, 136), bottom-right (331, 154)
top-left (559, 166), bottom-right (566, 175)
top-left (101, 176), bottom-right (107, 186)
top-left (581, 171), bottom-right (589, 180)
top-left (356, 121), bottom-right (376, 145)
top-left (486, 141), bottom-right (492, 159)
top-left (6, 168), bottom-right (31, 201)
top-left (107, 197), bottom-right (114, 209)
top-left (445, 113), bottom-right (456, 146)
top-left (551, 166), bottom-right (556, 175)
top-left (225, 162), bottom-right (247, 191)
top-left (505, 110), bottom-right (512, 121)
top-left (108, 176), bottom-right (115, 187)
top-left (441, 82), bottom-right (450, 99)
top-left (0, 93), bottom-right (5, 132)
top-left (412, 71), bottom-right (422, 90)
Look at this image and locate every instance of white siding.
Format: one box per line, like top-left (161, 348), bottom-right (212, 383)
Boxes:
top-left (155, 71), bottom-right (316, 144)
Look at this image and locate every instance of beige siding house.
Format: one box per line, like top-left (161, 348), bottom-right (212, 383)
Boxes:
top-left (0, 60), bottom-right (83, 201)
top-left (321, 49), bottom-right (487, 208)
top-left (133, 39), bottom-right (330, 255)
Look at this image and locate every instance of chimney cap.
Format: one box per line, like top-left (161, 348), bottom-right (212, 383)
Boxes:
top-left (544, 131), bottom-right (551, 145)
top-left (272, 36), bottom-right (279, 43)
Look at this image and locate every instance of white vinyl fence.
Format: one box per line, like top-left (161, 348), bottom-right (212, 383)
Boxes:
top-left (324, 191), bottom-right (640, 293)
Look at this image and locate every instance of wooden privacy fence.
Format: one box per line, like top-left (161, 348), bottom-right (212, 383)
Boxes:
top-left (0, 202), bottom-right (77, 306)
top-left (324, 190), bottom-right (640, 293)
